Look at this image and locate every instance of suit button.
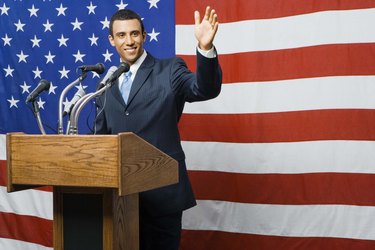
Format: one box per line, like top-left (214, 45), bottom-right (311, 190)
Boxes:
top-left (125, 111), bottom-right (130, 116)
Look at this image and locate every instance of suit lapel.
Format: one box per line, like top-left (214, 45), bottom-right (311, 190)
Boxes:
top-left (110, 79), bottom-right (126, 107)
top-left (126, 54), bottom-right (155, 107)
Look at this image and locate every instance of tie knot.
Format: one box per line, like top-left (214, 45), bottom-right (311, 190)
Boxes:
top-left (125, 71), bottom-right (132, 79)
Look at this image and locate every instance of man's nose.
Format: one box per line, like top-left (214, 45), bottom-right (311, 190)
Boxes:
top-left (125, 35), bottom-right (134, 45)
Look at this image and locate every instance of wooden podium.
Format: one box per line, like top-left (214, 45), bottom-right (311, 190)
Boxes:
top-left (6, 132), bottom-right (178, 250)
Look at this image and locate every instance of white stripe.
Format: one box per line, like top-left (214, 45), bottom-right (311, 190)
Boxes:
top-left (182, 140), bottom-right (375, 174)
top-left (0, 238), bottom-right (52, 250)
top-left (183, 76), bottom-right (375, 114)
top-left (183, 200), bottom-right (375, 240)
top-left (176, 8), bottom-right (375, 55)
top-left (0, 134), bottom-right (5, 160)
top-left (0, 186), bottom-right (53, 220)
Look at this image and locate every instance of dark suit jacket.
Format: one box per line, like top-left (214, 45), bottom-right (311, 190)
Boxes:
top-left (95, 50), bottom-right (222, 216)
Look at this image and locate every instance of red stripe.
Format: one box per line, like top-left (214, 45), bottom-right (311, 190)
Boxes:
top-left (179, 109), bottom-right (375, 143)
top-left (181, 230), bottom-right (375, 250)
top-left (179, 43), bottom-right (375, 83)
top-left (176, 0), bottom-right (375, 23)
top-left (188, 171), bottom-right (375, 206)
top-left (0, 160), bottom-right (52, 192)
top-left (0, 212), bottom-right (53, 247)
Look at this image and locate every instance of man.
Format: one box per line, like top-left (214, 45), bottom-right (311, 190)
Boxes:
top-left (95, 6), bottom-right (222, 250)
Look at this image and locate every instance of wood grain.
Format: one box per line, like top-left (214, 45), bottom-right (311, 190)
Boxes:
top-left (119, 133), bottom-right (179, 196)
top-left (7, 134), bottom-right (119, 188)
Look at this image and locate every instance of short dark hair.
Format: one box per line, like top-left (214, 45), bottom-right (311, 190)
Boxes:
top-left (109, 9), bottom-right (145, 36)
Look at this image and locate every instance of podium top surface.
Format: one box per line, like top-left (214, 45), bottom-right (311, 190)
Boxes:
top-left (6, 133), bottom-right (178, 195)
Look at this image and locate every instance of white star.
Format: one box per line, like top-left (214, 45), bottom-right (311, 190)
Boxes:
top-left (7, 96), bottom-right (19, 108)
top-left (2, 34), bottom-right (12, 46)
top-left (0, 3), bottom-right (10, 16)
top-left (48, 81), bottom-right (58, 94)
top-left (59, 66), bottom-right (70, 79)
top-left (16, 50), bottom-right (29, 63)
top-left (91, 72), bottom-right (101, 79)
top-left (148, 28), bottom-right (160, 42)
top-left (71, 18), bottom-right (84, 31)
top-left (63, 97), bottom-right (71, 111)
top-left (4, 65), bottom-right (14, 77)
top-left (32, 66), bottom-right (43, 79)
top-left (30, 35), bottom-right (42, 48)
top-left (100, 17), bottom-right (110, 30)
top-left (147, 0), bottom-right (160, 9)
top-left (76, 83), bottom-right (88, 91)
top-left (87, 2), bottom-right (97, 14)
top-left (37, 97), bottom-right (46, 109)
top-left (20, 81), bottom-right (31, 94)
top-left (102, 49), bottom-right (113, 62)
top-left (56, 3), bottom-right (67, 16)
top-left (116, 0), bottom-right (128, 10)
top-left (28, 4), bottom-right (39, 17)
top-left (57, 34), bottom-right (69, 47)
top-left (45, 51), bottom-right (56, 64)
top-left (14, 19), bottom-right (26, 32)
top-left (88, 33), bottom-right (99, 46)
top-left (43, 19), bottom-right (54, 32)
top-left (73, 50), bottom-right (86, 63)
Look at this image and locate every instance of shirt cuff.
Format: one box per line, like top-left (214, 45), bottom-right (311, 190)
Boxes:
top-left (197, 46), bottom-right (217, 58)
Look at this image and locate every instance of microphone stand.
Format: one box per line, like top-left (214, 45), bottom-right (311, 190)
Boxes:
top-left (68, 85), bottom-right (109, 135)
top-left (31, 100), bottom-right (46, 135)
top-left (58, 72), bottom-right (87, 134)
top-left (67, 62), bottom-right (129, 134)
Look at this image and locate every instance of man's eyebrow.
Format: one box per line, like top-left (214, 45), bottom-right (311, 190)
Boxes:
top-left (115, 30), bottom-right (140, 35)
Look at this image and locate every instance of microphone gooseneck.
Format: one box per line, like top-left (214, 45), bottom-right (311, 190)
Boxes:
top-left (105, 62), bottom-right (130, 87)
top-left (97, 66), bottom-right (118, 90)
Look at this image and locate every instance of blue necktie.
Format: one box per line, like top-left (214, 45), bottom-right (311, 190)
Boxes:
top-left (120, 71), bottom-right (132, 104)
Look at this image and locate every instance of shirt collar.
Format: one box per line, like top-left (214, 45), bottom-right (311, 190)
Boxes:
top-left (128, 49), bottom-right (147, 78)
top-left (119, 50), bottom-right (147, 86)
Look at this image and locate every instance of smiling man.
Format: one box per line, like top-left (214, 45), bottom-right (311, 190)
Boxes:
top-left (108, 14), bottom-right (146, 65)
top-left (95, 7), bottom-right (222, 250)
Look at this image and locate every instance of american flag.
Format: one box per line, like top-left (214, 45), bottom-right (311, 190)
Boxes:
top-left (2, 0), bottom-right (375, 249)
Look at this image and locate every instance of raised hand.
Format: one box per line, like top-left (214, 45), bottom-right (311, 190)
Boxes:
top-left (194, 6), bottom-right (219, 51)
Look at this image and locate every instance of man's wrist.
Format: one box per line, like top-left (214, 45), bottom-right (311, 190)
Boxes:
top-left (197, 45), bottom-right (216, 58)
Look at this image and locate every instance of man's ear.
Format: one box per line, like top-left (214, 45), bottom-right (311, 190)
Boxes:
top-left (108, 35), bottom-right (115, 46)
top-left (143, 32), bottom-right (147, 42)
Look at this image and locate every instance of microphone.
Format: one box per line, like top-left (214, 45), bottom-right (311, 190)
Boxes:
top-left (26, 79), bottom-right (51, 103)
top-left (97, 66), bottom-right (118, 90)
top-left (78, 63), bottom-right (105, 74)
top-left (63, 87), bottom-right (86, 117)
top-left (105, 62), bottom-right (130, 87)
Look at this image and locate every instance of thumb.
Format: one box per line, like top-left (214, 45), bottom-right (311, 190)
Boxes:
top-left (194, 10), bottom-right (200, 26)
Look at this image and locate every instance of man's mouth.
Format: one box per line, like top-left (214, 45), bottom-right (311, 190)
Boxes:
top-left (125, 47), bottom-right (136, 52)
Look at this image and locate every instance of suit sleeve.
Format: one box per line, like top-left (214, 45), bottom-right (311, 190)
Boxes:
top-left (171, 48), bottom-right (222, 102)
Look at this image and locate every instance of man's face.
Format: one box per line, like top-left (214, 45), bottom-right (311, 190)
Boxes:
top-left (109, 19), bottom-right (146, 65)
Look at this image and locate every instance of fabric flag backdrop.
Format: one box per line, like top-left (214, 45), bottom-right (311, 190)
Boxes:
top-left (1, 0), bottom-right (375, 249)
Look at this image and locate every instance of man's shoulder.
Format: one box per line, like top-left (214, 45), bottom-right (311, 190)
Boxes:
top-left (152, 55), bottom-right (186, 68)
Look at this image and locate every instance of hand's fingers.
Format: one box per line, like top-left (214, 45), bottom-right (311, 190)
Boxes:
top-left (204, 6), bottom-right (211, 20)
top-left (211, 14), bottom-right (218, 29)
top-left (209, 9), bottom-right (216, 25)
top-left (213, 19), bottom-right (219, 33)
top-left (195, 6), bottom-right (219, 30)
top-left (194, 10), bottom-right (200, 26)
top-left (214, 13), bottom-right (219, 26)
